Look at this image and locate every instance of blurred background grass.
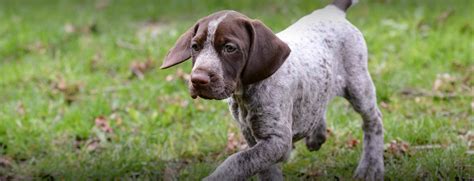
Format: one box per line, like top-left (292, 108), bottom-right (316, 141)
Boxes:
top-left (0, 0), bottom-right (472, 180)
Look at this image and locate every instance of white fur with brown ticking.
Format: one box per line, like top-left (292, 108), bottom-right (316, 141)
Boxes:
top-left (162, 0), bottom-right (384, 180)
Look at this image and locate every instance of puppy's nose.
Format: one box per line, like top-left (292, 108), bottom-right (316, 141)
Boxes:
top-left (191, 72), bottom-right (210, 85)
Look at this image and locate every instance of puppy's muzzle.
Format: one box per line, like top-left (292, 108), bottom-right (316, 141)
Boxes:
top-left (191, 70), bottom-right (211, 86)
top-left (189, 69), bottom-right (219, 99)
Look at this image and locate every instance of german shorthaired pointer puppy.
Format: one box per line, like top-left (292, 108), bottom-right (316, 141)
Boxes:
top-left (161, 0), bottom-right (384, 180)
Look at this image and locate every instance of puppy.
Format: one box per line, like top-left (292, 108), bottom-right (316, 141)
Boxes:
top-left (161, 0), bottom-right (384, 180)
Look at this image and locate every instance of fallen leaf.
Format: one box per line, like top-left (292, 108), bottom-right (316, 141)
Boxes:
top-left (432, 73), bottom-right (457, 93)
top-left (95, 116), bottom-right (113, 133)
top-left (16, 102), bottom-right (26, 116)
top-left (386, 139), bottom-right (410, 157)
top-left (0, 156), bottom-right (12, 168)
top-left (380, 101), bottom-right (389, 110)
top-left (130, 59), bottom-right (155, 79)
top-left (326, 128), bottom-right (334, 137)
top-left (346, 138), bottom-right (360, 149)
top-left (85, 138), bottom-right (101, 152)
top-left (51, 76), bottom-right (82, 104)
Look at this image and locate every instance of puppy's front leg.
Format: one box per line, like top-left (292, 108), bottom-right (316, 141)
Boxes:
top-left (205, 136), bottom-right (291, 180)
top-left (205, 116), bottom-right (292, 180)
top-left (241, 126), bottom-right (283, 181)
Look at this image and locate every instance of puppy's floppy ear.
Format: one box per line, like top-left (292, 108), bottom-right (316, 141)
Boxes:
top-left (160, 23), bottom-right (199, 69)
top-left (241, 19), bottom-right (291, 84)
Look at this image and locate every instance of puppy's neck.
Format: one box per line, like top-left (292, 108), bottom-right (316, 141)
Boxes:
top-left (233, 80), bottom-right (245, 97)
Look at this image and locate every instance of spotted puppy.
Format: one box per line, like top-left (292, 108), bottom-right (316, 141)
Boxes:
top-left (161, 0), bottom-right (384, 180)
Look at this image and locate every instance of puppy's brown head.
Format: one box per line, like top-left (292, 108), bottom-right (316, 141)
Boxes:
top-left (161, 10), bottom-right (290, 100)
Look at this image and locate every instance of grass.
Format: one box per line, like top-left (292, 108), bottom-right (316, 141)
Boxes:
top-left (0, 0), bottom-right (472, 180)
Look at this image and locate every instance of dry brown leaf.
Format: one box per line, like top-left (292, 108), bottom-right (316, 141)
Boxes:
top-left (85, 138), bottom-right (101, 152)
top-left (130, 59), bottom-right (155, 79)
top-left (74, 136), bottom-right (103, 152)
top-left (386, 139), bottom-right (410, 157)
top-left (16, 102), bottom-right (26, 116)
top-left (326, 128), bottom-right (334, 137)
top-left (380, 101), bottom-right (389, 110)
top-left (95, 116), bottom-right (113, 133)
top-left (346, 138), bottom-right (360, 149)
top-left (0, 156), bottom-right (12, 168)
top-left (432, 73), bottom-right (457, 92)
top-left (51, 76), bottom-right (82, 104)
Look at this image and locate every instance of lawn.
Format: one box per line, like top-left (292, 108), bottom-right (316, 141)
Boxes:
top-left (0, 0), bottom-right (472, 180)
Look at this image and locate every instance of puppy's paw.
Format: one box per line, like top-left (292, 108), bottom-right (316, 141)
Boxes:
top-left (353, 159), bottom-right (384, 181)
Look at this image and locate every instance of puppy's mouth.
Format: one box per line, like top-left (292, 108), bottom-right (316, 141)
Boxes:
top-left (189, 81), bottom-right (235, 100)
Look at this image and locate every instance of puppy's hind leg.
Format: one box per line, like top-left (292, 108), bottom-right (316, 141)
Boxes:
top-left (344, 67), bottom-right (384, 180)
top-left (345, 78), bottom-right (384, 181)
top-left (342, 33), bottom-right (384, 181)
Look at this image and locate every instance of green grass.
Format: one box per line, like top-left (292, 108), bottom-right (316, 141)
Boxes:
top-left (0, 0), bottom-right (473, 180)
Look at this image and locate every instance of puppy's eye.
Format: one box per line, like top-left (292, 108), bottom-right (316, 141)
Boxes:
top-left (223, 43), bottom-right (237, 53)
top-left (191, 42), bottom-right (200, 52)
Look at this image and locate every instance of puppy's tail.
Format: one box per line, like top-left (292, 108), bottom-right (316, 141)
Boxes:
top-left (332, 0), bottom-right (358, 12)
